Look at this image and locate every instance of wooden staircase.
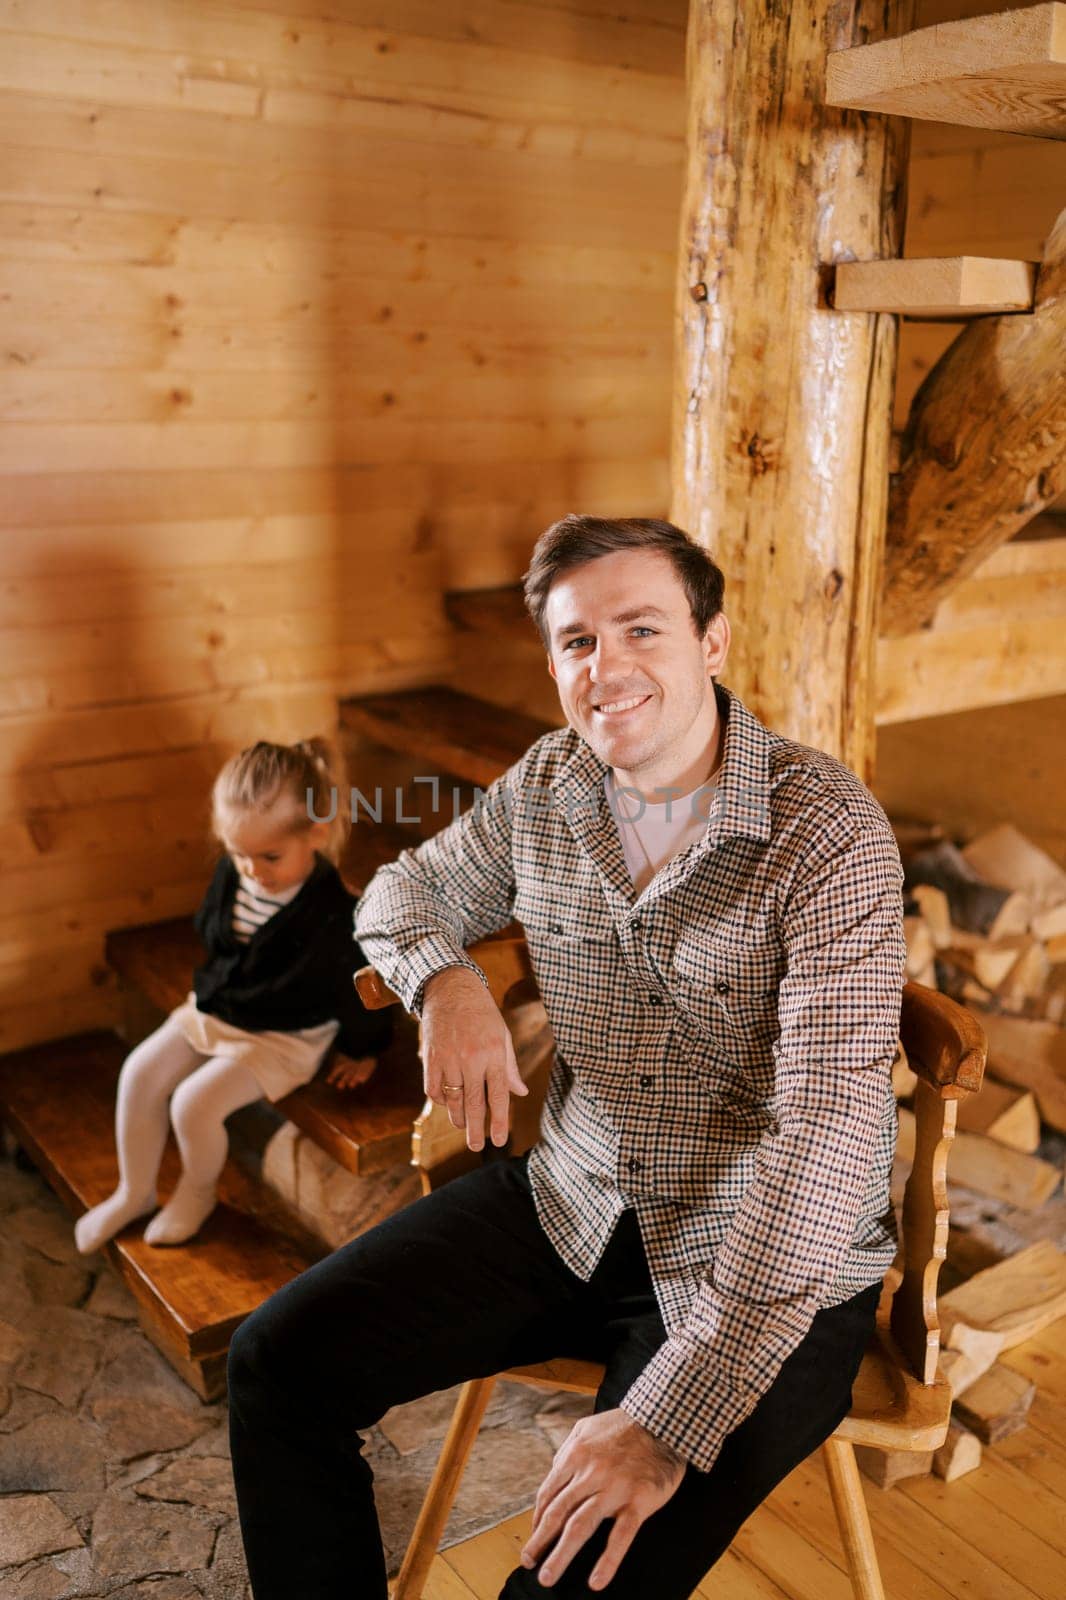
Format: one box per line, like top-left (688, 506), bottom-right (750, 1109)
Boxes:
top-left (0, 691), bottom-right (547, 1400)
top-left (340, 684), bottom-right (553, 790)
top-left (0, 1031), bottom-right (321, 1401)
top-left (826, 3), bottom-right (1066, 140)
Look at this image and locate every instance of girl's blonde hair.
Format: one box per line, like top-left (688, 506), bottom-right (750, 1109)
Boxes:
top-left (211, 736), bottom-right (350, 865)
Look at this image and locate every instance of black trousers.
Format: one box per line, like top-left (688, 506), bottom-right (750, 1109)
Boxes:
top-left (227, 1152), bottom-right (879, 1600)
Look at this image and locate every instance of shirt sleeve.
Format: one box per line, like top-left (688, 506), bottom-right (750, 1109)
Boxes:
top-left (619, 814), bottom-right (905, 1472)
top-left (352, 765), bottom-right (519, 1015)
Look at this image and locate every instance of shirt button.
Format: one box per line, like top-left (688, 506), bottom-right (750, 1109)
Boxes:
top-left (714, 978), bottom-right (731, 995)
top-left (631, 916), bottom-right (642, 933)
top-left (627, 1156), bottom-right (643, 1174)
top-left (549, 922), bottom-right (564, 935)
top-left (647, 994), bottom-right (663, 1007)
top-left (639, 1074), bottom-right (654, 1089)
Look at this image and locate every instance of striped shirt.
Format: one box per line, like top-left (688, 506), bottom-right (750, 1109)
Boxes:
top-left (231, 876), bottom-right (303, 944)
top-left (355, 684), bottom-right (905, 1473)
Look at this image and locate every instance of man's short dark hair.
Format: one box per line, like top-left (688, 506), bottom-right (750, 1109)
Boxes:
top-left (523, 514), bottom-right (726, 651)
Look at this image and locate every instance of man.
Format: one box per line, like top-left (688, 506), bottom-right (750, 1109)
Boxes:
top-left (227, 515), bottom-right (905, 1599)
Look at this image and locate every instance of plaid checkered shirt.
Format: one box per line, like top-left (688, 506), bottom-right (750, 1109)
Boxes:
top-left (354, 684), bottom-right (905, 1472)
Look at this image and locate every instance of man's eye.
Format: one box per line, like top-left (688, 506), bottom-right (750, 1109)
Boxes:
top-left (565, 637), bottom-right (593, 650)
top-left (632, 627), bottom-right (656, 638)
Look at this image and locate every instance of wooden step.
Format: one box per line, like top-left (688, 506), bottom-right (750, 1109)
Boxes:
top-left (105, 919), bottom-right (425, 1178)
top-left (826, 4), bottom-right (1066, 140)
top-left (340, 686), bottom-right (554, 790)
top-left (0, 1031), bottom-right (321, 1400)
top-left (445, 585), bottom-right (536, 639)
top-left (834, 257), bottom-right (1037, 318)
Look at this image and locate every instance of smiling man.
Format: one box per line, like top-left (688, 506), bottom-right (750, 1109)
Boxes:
top-left (226, 515), bottom-right (906, 1600)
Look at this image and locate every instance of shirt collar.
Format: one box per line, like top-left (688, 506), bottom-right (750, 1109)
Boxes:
top-left (549, 682), bottom-right (772, 850)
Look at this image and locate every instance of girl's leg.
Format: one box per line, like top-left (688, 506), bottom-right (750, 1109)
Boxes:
top-left (74, 1013), bottom-right (209, 1255)
top-left (144, 1055), bottom-right (263, 1246)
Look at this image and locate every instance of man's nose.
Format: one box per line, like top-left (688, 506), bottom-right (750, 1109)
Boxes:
top-left (587, 636), bottom-right (628, 682)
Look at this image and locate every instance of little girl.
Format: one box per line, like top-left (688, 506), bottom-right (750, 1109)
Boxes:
top-left (75, 736), bottom-right (391, 1254)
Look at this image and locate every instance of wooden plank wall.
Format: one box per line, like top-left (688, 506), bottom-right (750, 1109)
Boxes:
top-left (0, 0), bottom-right (685, 1049)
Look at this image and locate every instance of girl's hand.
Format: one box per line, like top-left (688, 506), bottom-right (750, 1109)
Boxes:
top-left (325, 1054), bottom-right (378, 1090)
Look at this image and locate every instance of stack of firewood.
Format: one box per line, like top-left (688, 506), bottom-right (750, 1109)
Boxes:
top-left (901, 822), bottom-right (1066, 1024)
top-left (864, 821), bottom-right (1066, 1489)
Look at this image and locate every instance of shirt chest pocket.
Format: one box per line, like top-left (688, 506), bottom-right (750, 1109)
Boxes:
top-left (513, 887), bottom-right (621, 1039)
top-left (671, 935), bottom-right (781, 1056)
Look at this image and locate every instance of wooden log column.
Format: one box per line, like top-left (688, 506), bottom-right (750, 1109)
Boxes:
top-left (670, 1), bottom-right (913, 777)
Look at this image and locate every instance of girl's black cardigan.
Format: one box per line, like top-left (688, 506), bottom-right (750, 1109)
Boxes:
top-left (192, 854), bottom-right (392, 1060)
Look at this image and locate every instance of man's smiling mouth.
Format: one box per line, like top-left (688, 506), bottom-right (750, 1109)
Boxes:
top-left (592, 695), bottom-right (652, 717)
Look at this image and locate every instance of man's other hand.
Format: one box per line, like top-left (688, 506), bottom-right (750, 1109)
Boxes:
top-left (520, 1407), bottom-right (685, 1589)
top-left (421, 967), bottom-right (528, 1152)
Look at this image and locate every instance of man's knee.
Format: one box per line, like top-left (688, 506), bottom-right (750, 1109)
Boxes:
top-left (226, 1272), bottom-right (328, 1411)
top-left (227, 1298), bottom-right (280, 1412)
top-left (226, 1265), bottom-right (382, 1426)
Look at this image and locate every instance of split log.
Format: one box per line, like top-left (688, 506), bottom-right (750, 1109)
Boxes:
top-left (671, 0), bottom-right (913, 776)
top-left (853, 1445), bottom-right (934, 1490)
top-left (996, 941), bottom-right (1051, 1011)
top-left (938, 1341), bottom-right (1002, 1401)
top-left (942, 938), bottom-right (1031, 992)
top-left (1032, 902), bottom-right (1066, 942)
top-left (939, 1241), bottom-right (1066, 1351)
top-left (932, 1420), bottom-right (982, 1482)
top-left (952, 1363), bottom-right (1035, 1444)
top-left (913, 884), bottom-right (952, 948)
top-left (977, 1011), bottom-right (1066, 1133)
top-left (896, 1108), bottom-right (1061, 1210)
top-left (881, 205), bottom-right (1066, 635)
top-left (961, 824), bottom-right (1066, 915)
top-left (907, 841), bottom-right (1031, 938)
top-left (904, 915), bottom-right (936, 978)
top-left (954, 1081), bottom-right (1041, 1154)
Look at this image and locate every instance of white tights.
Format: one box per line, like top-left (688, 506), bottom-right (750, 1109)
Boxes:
top-left (74, 1011), bottom-right (264, 1254)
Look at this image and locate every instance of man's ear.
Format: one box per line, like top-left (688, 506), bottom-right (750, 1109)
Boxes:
top-left (703, 612), bottom-right (731, 677)
top-left (547, 654), bottom-right (557, 683)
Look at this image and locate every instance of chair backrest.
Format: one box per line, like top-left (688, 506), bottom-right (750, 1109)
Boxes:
top-left (355, 938), bottom-right (987, 1384)
top-left (894, 983), bottom-right (986, 1381)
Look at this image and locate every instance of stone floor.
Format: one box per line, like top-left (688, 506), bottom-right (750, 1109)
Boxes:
top-left (0, 1144), bottom-right (592, 1598)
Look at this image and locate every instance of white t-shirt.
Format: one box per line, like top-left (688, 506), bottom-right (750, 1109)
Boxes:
top-left (605, 770), bottom-right (717, 895)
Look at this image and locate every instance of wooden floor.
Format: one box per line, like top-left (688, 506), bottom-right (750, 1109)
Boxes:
top-left (419, 1325), bottom-right (1065, 1600)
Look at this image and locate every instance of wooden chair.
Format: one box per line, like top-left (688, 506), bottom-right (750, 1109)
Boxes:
top-left (355, 936), bottom-right (987, 1600)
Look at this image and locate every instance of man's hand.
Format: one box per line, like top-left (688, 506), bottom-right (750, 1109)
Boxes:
top-left (421, 967), bottom-right (528, 1152)
top-left (520, 1408), bottom-right (685, 1590)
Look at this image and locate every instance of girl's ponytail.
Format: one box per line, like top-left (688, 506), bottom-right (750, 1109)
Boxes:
top-left (212, 734), bottom-right (350, 865)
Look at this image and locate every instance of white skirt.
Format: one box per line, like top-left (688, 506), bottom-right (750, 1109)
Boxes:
top-left (170, 991), bottom-right (339, 1103)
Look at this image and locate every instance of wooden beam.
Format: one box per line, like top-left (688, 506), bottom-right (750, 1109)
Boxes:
top-left (875, 534), bottom-right (1066, 720)
top-left (826, 4), bottom-right (1066, 140)
top-left (880, 207), bottom-right (1066, 635)
top-left (671, 0), bottom-right (913, 777)
top-left (834, 257), bottom-right (1036, 317)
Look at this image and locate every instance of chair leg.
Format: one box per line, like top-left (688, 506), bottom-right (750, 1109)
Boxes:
top-left (392, 1376), bottom-right (499, 1600)
top-left (822, 1437), bottom-right (886, 1600)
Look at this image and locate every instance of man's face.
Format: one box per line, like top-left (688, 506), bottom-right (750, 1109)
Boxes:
top-left (545, 548), bottom-right (730, 781)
